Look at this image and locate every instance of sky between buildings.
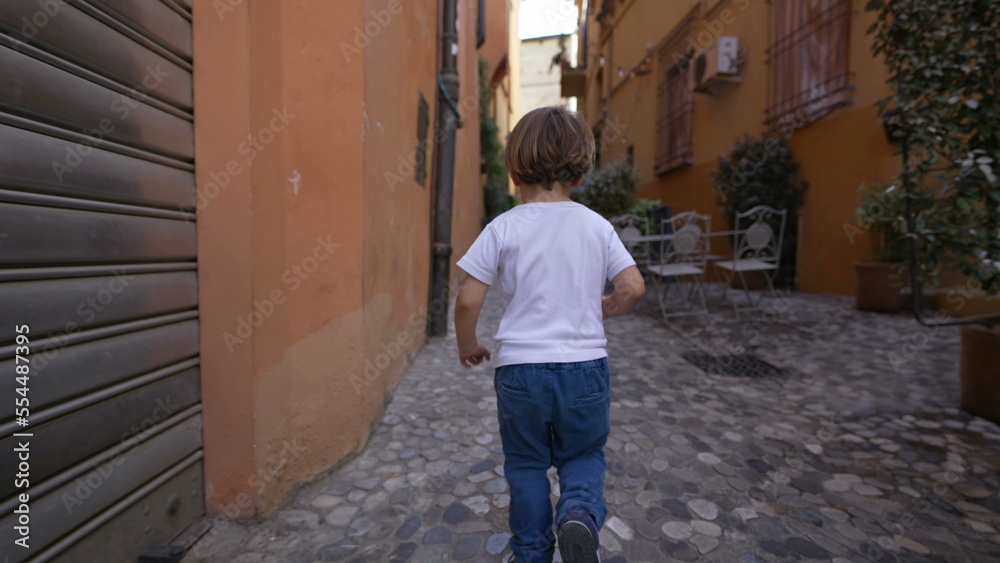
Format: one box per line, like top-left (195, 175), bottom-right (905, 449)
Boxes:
top-left (519, 0), bottom-right (579, 39)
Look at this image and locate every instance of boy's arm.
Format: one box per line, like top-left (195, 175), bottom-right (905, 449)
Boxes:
top-left (602, 265), bottom-right (646, 319)
top-left (455, 274), bottom-right (492, 367)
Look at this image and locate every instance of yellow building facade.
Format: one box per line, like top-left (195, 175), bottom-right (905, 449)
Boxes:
top-left (576, 0), bottom-right (898, 295)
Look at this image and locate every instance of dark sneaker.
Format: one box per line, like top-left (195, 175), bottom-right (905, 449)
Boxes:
top-left (558, 507), bottom-right (601, 563)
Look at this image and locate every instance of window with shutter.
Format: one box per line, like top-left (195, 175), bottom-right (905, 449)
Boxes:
top-left (765, 0), bottom-right (854, 131)
top-left (655, 27), bottom-right (694, 176)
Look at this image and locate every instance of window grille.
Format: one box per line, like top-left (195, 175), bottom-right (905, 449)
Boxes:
top-left (765, 0), bottom-right (854, 131)
top-left (655, 28), bottom-right (694, 175)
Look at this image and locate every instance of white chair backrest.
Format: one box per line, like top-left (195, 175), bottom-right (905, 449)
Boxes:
top-left (661, 211), bottom-right (711, 266)
top-left (733, 205), bottom-right (787, 263)
top-left (611, 213), bottom-right (651, 263)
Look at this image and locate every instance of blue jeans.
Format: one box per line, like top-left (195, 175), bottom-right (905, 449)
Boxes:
top-left (494, 358), bottom-right (611, 563)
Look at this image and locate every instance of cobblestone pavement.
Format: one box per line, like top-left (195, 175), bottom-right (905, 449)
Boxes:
top-left (183, 287), bottom-right (1000, 563)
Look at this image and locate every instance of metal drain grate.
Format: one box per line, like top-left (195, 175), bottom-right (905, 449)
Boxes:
top-left (681, 351), bottom-right (786, 378)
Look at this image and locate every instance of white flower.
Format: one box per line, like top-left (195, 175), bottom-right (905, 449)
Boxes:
top-left (980, 163), bottom-right (997, 185)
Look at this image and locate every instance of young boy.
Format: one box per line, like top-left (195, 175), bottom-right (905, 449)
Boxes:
top-left (454, 106), bottom-right (646, 563)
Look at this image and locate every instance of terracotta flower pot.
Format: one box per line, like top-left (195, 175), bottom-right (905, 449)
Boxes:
top-left (960, 318), bottom-right (1000, 424)
top-left (854, 260), bottom-right (914, 313)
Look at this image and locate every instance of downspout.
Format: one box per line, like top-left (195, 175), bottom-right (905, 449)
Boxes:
top-left (477, 0), bottom-right (486, 48)
top-left (429, 0), bottom-right (462, 336)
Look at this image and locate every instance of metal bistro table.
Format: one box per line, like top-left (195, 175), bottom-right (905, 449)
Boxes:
top-left (619, 229), bottom-right (748, 314)
top-left (619, 229), bottom-right (745, 245)
top-left (620, 229), bottom-right (746, 265)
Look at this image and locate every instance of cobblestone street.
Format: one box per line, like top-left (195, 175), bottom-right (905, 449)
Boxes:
top-left (183, 287), bottom-right (1000, 563)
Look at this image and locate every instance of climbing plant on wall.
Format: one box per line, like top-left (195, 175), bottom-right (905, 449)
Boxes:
top-left (867, 0), bottom-right (1000, 291)
top-left (479, 58), bottom-right (512, 223)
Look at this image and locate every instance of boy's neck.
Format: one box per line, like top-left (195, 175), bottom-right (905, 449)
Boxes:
top-left (519, 183), bottom-right (574, 204)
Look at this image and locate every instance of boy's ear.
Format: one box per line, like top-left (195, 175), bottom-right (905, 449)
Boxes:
top-left (510, 173), bottom-right (523, 187)
top-left (571, 175), bottom-right (585, 188)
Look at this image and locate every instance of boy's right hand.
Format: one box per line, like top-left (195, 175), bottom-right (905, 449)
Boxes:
top-left (459, 343), bottom-right (492, 368)
top-left (602, 295), bottom-right (616, 319)
top-left (603, 266), bottom-right (646, 319)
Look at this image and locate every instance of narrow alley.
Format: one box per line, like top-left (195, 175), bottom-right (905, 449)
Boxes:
top-left (183, 289), bottom-right (1000, 563)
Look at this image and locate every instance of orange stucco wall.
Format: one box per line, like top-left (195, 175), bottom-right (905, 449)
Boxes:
top-left (194, 0), bottom-right (259, 520)
top-left (360, 0), bottom-right (438, 421)
top-left (481, 0), bottom-right (519, 182)
top-left (451, 0), bottom-right (488, 273)
top-left (196, 0), bottom-right (486, 517)
top-left (582, 0), bottom-right (900, 295)
top-left (481, 0), bottom-right (511, 74)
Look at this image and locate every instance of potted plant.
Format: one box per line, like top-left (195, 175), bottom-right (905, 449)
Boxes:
top-left (712, 135), bottom-right (808, 289)
top-left (868, 0), bottom-right (1000, 421)
top-left (852, 182), bottom-right (931, 312)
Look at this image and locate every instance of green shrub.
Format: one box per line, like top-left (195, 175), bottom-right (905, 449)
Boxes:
top-left (628, 199), bottom-right (663, 235)
top-left (711, 135), bottom-right (808, 288)
top-left (867, 0), bottom-right (1000, 293)
top-left (571, 158), bottom-right (639, 218)
top-left (629, 198), bottom-right (662, 219)
top-left (854, 182), bottom-right (933, 263)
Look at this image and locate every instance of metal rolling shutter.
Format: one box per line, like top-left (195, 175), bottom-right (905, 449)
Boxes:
top-left (0, 1), bottom-right (203, 561)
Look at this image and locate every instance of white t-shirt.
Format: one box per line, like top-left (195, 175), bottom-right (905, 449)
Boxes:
top-left (456, 201), bottom-right (636, 368)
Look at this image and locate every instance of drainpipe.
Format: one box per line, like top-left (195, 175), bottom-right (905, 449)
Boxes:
top-left (429, 0), bottom-right (461, 336)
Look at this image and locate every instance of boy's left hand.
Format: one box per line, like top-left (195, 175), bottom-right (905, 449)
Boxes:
top-left (459, 343), bottom-right (492, 368)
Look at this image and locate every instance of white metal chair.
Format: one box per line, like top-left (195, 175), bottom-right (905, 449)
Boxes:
top-left (611, 213), bottom-right (653, 268)
top-left (647, 211), bottom-right (711, 318)
top-left (714, 205), bottom-right (787, 318)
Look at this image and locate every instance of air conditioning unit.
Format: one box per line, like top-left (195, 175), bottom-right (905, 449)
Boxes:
top-left (691, 36), bottom-right (740, 94)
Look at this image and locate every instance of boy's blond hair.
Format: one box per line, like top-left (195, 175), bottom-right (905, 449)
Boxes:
top-left (505, 106), bottom-right (595, 190)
